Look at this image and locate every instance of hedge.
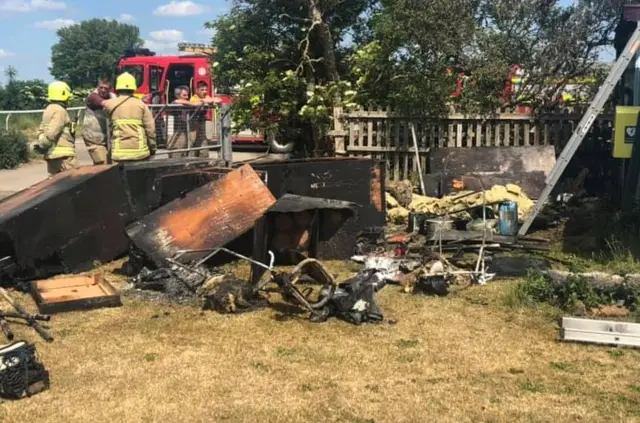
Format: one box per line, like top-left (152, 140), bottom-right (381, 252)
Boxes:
top-left (0, 130), bottom-right (30, 169)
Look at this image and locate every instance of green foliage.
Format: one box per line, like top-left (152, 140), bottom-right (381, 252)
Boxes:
top-left (50, 19), bottom-right (143, 88)
top-left (504, 270), bottom-right (555, 308)
top-left (506, 269), bottom-right (639, 312)
top-left (0, 130), bottom-right (29, 169)
top-left (355, 0), bottom-right (622, 114)
top-left (0, 79), bottom-right (48, 110)
top-left (209, 0), bottom-right (622, 150)
top-left (4, 66), bottom-right (17, 83)
top-left (352, 1), bottom-right (476, 115)
top-left (207, 0), bottom-right (367, 154)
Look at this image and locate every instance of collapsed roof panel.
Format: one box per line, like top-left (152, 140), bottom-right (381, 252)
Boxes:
top-left (0, 165), bottom-right (132, 279)
top-left (125, 164), bottom-right (277, 268)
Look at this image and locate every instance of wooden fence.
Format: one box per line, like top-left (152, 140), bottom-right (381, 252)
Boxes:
top-left (332, 106), bottom-right (614, 181)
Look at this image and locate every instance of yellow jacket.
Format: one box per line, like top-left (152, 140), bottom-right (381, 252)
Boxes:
top-left (36, 103), bottom-right (75, 160)
top-left (103, 95), bottom-right (156, 161)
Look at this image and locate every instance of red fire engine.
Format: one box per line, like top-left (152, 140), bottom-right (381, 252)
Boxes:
top-left (115, 43), bottom-right (268, 147)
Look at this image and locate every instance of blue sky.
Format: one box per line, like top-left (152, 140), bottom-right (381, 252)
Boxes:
top-left (0, 0), bottom-right (227, 84)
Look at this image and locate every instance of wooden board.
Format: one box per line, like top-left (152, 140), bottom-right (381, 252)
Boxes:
top-left (560, 317), bottom-right (640, 348)
top-left (31, 274), bottom-right (122, 314)
top-left (126, 164), bottom-right (277, 267)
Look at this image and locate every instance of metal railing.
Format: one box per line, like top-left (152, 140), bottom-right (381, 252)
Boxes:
top-left (127, 103), bottom-right (232, 162)
top-left (0, 103), bottom-right (234, 163)
top-left (0, 107), bottom-right (85, 131)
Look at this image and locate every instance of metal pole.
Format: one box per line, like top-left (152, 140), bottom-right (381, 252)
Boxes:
top-left (410, 123), bottom-right (427, 195)
top-left (220, 104), bottom-right (233, 164)
top-left (634, 53), bottom-right (640, 106)
top-left (185, 111), bottom-right (191, 156)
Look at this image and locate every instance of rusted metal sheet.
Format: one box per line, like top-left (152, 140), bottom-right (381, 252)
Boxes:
top-left (126, 164), bottom-right (277, 267)
top-left (0, 165), bottom-right (133, 280)
top-left (429, 146), bottom-right (556, 198)
top-left (370, 164), bottom-right (384, 212)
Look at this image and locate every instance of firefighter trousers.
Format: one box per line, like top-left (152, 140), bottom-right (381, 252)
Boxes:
top-left (46, 156), bottom-right (78, 176)
top-left (85, 144), bottom-right (108, 165)
top-left (166, 121), bottom-right (209, 159)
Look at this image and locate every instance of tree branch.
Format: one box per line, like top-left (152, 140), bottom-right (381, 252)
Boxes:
top-left (279, 13), bottom-right (312, 24)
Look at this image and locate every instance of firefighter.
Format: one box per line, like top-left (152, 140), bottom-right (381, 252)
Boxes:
top-left (81, 77), bottom-right (116, 165)
top-left (31, 81), bottom-right (78, 176)
top-left (87, 72), bottom-right (156, 162)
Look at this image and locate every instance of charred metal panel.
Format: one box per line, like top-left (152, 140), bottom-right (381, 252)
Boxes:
top-left (126, 164), bottom-right (277, 267)
top-left (429, 146), bottom-right (556, 198)
top-left (0, 165), bottom-right (132, 279)
top-left (250, 157), bottom-right (386, 227)
top-left (156, 168), bottom-right (234, 206)
top-left (122, 158), bottom-right (223, 218)
top-left (247, 158), bottom-right (386, 260)
top-left (267, 194), bottom-right (359, 213)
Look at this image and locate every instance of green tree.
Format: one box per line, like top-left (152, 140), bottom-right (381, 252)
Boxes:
top-left (464, 0), bottom-right (622, 112)
top-left (351, 0), bottom-right (476, 115)
top-left (353, 0), bottom-right (625, 114)
top-left (207, 0), bottom-right (368, 155)
top-left (0, 79), bottom-right (48, 110)
top-left (50, 19), bottom-right (143, 88)
top-left (4, 66), bottom-right (17, 83)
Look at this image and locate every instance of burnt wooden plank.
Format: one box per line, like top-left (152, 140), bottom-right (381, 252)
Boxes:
top-left (126, 164), bottom-right (277, 267)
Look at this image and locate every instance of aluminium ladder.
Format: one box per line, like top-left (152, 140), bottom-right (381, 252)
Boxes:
top-left (518, 24), bottom-right (640, 236)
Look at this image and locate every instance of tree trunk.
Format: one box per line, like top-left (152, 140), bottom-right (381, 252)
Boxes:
top-left (308, 0), bottom-right (340, 82)
top-left (304, 1), bottom-right (341, 156)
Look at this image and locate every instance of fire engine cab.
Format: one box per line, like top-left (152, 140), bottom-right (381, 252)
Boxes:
top-left (115, 43), bottom-right (268, 147)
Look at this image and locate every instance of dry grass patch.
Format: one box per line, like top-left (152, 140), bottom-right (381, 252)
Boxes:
top-left (0, 261), bottom-right (639, 422)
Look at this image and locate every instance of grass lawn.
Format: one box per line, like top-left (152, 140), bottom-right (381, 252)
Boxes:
top-left (0, 260), bottom-right (639, 423)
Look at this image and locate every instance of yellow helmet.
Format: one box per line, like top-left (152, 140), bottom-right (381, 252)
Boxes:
top-left (116, 72), bottom-right (137, 91)
top-left (48, 81), bottom-right (72, 102)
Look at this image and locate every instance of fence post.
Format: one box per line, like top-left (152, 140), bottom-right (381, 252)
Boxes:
top-left (333, 105), bottom-right (346, 155)
top-left (220, 104), bottom-right (233, 164)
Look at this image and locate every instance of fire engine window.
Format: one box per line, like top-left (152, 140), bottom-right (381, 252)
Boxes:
top-left (167, 64), bottom-right (194, 102)
top-left (120, 65), bottom-right (144, 88)
top-left (150, 66), bottom-right (163, 92)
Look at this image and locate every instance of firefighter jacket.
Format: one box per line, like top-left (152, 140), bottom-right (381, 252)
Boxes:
top-left (36, 103), bottom-right (75, 160)
top-left (81, 89), bottom-right (116, 145)
top-left (103, 95), bottom-right (156, 161)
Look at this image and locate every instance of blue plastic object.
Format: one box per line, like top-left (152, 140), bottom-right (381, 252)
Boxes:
top-left (498, 201), bottom-right (518, 236)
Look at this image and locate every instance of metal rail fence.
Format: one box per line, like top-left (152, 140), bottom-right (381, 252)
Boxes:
top-left (0, 103), bottom-right (234, 163)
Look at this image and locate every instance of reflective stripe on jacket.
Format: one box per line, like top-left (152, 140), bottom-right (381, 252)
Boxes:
top-left (103, 95), bottom-right (156, 161)
top-left (37, 103), bottom-right (75, 160)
